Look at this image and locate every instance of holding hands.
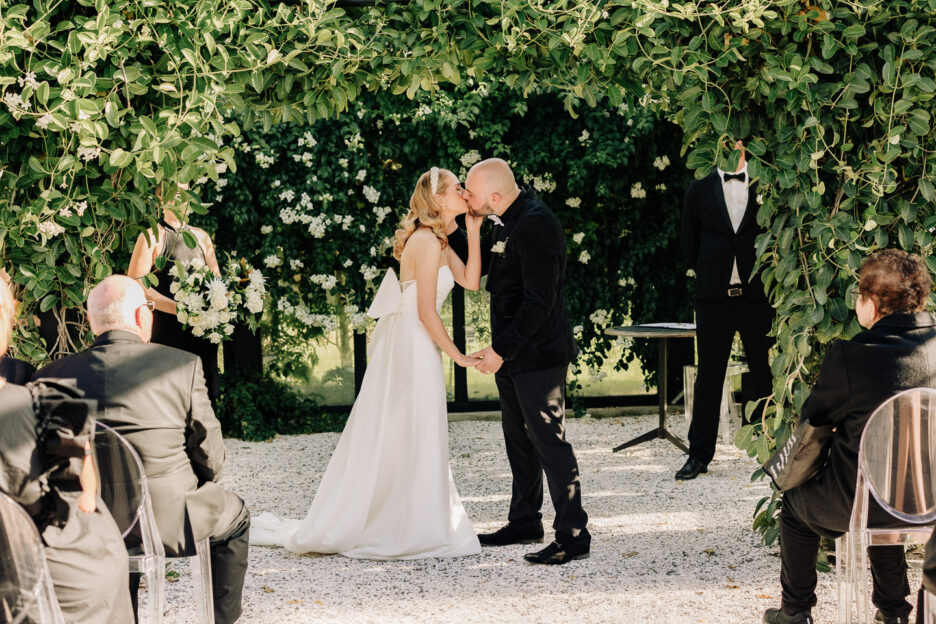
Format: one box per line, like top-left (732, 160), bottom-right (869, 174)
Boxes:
top-left (470, 346), bottom-right (503, 374)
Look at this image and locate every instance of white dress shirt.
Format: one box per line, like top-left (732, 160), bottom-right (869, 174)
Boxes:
top-left (716, 163), bottom-right (749, 286)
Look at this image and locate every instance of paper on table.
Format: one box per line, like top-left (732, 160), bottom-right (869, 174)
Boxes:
top-left (639, 322), bottom-right (697, 330)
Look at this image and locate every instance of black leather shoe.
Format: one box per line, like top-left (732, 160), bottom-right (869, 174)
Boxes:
top-left (523, 540), bottom-right (590, 565)
top-left (477, 523), bottom-right (544, 547)
top-left (763, 607), bottom-right (813, 624)
top-left (874, 610), bottom-right (910, 624)
top-left (675, 456), bottom-right (708, 480)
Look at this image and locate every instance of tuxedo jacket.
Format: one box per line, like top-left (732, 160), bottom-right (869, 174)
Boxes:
top-left (680, 170), bottom-right (766, 301)
top-left (483, 187), bottom-right (577, 375)
top-left (35, 330), bottom-right (227, 556)
top-left (789, 312), bottom-right (936, 532)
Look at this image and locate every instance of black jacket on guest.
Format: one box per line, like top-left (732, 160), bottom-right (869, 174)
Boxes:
top-left (483, 187), bottom-right (578, 375)
top-left (680, 170), bottom-right (766, 301)
top-left (35, 330), bottom-right (227, 557)
top-left (786, 312), bottom-right (936, 534)
top-left (0, 355), bottom-right (35, 384)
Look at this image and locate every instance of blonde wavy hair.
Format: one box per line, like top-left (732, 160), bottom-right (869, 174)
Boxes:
top-left (0, 276), bottom-right (14, 358)
top-left (392, 169), bottom-right (451, 260)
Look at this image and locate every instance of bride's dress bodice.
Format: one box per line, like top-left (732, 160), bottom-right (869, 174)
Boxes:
top-left (398, 265), bottom-right (454, 314)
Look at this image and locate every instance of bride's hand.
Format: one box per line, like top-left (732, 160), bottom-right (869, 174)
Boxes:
top-left (465, 211), bottom-right (484, 235)
top-left (455, 353), bottom-right (482, 368)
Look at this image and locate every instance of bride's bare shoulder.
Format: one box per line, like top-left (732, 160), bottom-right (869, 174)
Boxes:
top-left (402, 228), bottom-right (443, 254)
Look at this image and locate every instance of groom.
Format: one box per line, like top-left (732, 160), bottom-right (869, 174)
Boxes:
top-left (463, 158), bottom-right (590, 565)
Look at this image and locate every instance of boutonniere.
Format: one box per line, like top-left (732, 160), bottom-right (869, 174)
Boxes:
top-left (487, 215), bottom-right (504, 227)
top-left (491, 237), bottom-right (509, 256)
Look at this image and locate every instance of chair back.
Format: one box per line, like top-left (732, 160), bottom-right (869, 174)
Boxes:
top-left (94, 422), bottom-right (146, 540)
top-left (859, 387), bottom-right (936, 524)
top-left (0, 493), bottom-right (61, 624)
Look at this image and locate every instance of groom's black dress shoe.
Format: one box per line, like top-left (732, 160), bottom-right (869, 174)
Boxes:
top-left (874, 609), bottom-right (910, 624)
top-left (477, 523), bottom-right (544, 546)
top-left (674, 456), bottom-right (708, 480)
top-left (523, 539), bottom-right (590, 565)
top-left (763, 608), bottom-right (813, 624)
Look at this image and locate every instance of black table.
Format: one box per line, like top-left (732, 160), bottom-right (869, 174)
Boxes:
top-left (605, 324), bottom-right (696, 453)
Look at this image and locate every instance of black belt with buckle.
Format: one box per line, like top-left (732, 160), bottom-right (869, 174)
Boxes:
top-left (727, 286), bottom-right (743, 297)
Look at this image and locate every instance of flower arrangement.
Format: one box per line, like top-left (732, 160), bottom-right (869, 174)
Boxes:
top-left (169, 257), bottom-right (267, 343)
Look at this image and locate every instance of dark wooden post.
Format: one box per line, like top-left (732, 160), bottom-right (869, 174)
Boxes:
top-left (353, 332), bottom-right (367, 395)
top-left (451, 285), bottom-right (468, 404)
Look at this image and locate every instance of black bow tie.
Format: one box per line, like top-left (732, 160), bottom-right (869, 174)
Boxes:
top-left (723, 172), bottom-right (746, 183)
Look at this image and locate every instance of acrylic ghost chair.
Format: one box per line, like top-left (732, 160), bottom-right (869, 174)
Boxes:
top-left (837, 387), bottom-right (936, 623)
top-left (0, 492), bottom-right (66, 624)
top-left (95, 422), bottom-right (214, 624)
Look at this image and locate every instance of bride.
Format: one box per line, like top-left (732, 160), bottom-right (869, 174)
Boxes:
top-left (250, 167), bottom-right (483, 559)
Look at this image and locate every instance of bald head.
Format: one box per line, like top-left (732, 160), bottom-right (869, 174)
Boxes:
top-left (464, 158), bottom-right (521, 217)
top-left (88, 275), bottom-right (152, 341)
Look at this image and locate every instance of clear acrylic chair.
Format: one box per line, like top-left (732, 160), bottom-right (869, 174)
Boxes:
top-left (95, 423), bottom-right (214, 624)
top-left (0, 492), bottom-right (65, 624)
top-left (683, 362), bottom-right (748, 442)
top-left (836, 387), bottom-right (936, 624)
top-left (925, 588), bottom-right (936, 624)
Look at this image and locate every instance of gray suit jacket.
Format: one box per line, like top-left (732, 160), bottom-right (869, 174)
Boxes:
top-left (36, 330), bottom-right (226, 556)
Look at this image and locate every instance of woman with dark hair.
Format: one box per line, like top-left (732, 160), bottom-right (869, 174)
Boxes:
top-left (0, 278), bottom-right (133, 622)
top-left (764, 249), bottom-right (936, 624)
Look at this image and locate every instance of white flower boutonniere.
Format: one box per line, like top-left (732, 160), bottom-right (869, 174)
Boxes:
top-left (491, 237), bottom-right (509, 256)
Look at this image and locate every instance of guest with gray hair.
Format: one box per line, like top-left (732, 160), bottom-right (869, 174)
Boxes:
top-left (36, 275), bottom-right (249, 624)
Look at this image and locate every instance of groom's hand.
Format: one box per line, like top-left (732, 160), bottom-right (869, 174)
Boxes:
top-left (471, 346), bottom-right (503, 374)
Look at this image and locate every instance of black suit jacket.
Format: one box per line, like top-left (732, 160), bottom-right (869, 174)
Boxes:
top-left (680, 170), bottom-right (765, 301)
top-left (484, 187), bottom-right (577, 375)
top-left (792, 312), bottom-right (936, 531)
top-left (35, 330), bottom-right (226, 556)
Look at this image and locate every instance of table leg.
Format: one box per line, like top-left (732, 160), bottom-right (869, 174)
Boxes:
top-left (658, 338), bottom-right (667, 431)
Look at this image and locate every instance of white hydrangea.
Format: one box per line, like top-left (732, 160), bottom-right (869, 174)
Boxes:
top-left (290, 259), bottom-right (304, 270)
top-left (356, 169), bottom-right (367, 182)
top-left (460, 150), bottom-right (482, 168)
top-left (653, 155), bottom-right (671, 170)
top-left (360, 264), bottom-right (380, 281)
top-left (572, 232), bottom-right (585, 245)
top-left (566, 197), bottom-right (582, 208)
top-left (263, 254), bottom-right (282, 268)
top-left (362, 185), bottom-right (380, 204)
top-left (307, 215), bottom-right (328, 238)
top-left (373, 205), bottom-right (392, 224)
top-left (279, 188), bottom-right (296, 203)
top-left (630, 182), bottom-right (647, 199)
top-left (589, 309), bottom-right (611, 327)
top-left (578, 250), bottom-right (590, 264)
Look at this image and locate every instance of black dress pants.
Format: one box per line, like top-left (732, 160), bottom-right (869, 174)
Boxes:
top-left (780, 487), bottom-right (911, 618)
top-left (495, 365), bottom-right (589, 542)
top-left (130, 493), bottom-right (250, 624)
top-left (689, 294), bottom-right (775, 465)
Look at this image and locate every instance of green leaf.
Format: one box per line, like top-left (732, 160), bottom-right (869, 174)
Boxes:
top-left (181, 230), bottom-right (198, 250)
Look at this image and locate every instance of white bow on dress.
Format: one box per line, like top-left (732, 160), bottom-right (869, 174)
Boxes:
top-left (366, 269), bottom-right (402, 319)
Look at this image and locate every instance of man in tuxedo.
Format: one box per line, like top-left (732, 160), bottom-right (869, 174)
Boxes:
top-left (35, 276), bottom-right (249, 624)
top-left (678, 140), bottom-right (775, 480)
top-left (463, 158), bottom-right (590, 565)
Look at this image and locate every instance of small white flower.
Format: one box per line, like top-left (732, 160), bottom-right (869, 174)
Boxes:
top-left (460, 150), bottom-right (482, 168)
top-left (290, 259), bottom-right (304, 270)
top-left (263, 255), bottom-right (282, 268)
top-left (589, 309), bottom-right (610, 327)
top-left (271, 180), bottom-right (281, 188)
top-left (578, 130), bottom-right (590, 145)
top-left (686, 269), bottom-right (696, 278)
top-left (757, 194), bottom-right (764, 205)
top-left (75, 201), bottom-right (87, 217)
top-left (356, 169), bottom-right (367, 182)
top-left (190, 257), bottom-right (206, 271)
top-left (18, 71), bottom-right (39, 89)
top-left (655, 183), bottom-right (667, 192)
top-left (630, 182), bottom-right (647, 199)
top-left (565, 197), bottom-right (582, 208)
top-left (35, 113), bottom-right (53, 130)
top-left (653, 155), bottom-right (671, 171)
top-left (37, 221), bottom-right (65, 237)
top-left (338, 158), bottom-right (349, 168)
top-left (578, 250), bottom-right (590, 264)
top-left (362, 185), bottom-right (380, 204)
top-left (260, 225), bottom-right (273, 234)
top-left (59, 206), bottom-right (72, 217)
top-left (491, 240), bottom-right (507, 254)
top-left (343, 259), bottom-right (353, 268)
top-left (572, 232), bottom-right (585, 245)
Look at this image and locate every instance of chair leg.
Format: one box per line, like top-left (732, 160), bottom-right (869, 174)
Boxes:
top-left (837, 536), bottom-right (849, 624)
top-left (191, 538), bottom-right (215, 624)
top-left (142, 555), bottom-right (165, 624)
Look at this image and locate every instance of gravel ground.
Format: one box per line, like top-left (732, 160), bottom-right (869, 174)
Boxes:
top-left (159, 414), bottom-right (923, 623)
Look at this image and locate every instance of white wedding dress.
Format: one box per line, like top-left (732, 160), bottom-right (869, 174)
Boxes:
top-left (250, 265), bottom-right (480, 559)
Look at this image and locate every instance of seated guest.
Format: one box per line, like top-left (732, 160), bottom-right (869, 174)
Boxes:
top-left (764, 249), bottom-right (936, 624)
top-left (0, 277), bottom-right (133, 622)
top-left (0, 268), bottom-right (36, 384)
top-left (35, 276), bottom-right (249, 624)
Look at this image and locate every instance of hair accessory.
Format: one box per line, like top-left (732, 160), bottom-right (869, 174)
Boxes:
top-left (430, 167), bottom-right (439, 195)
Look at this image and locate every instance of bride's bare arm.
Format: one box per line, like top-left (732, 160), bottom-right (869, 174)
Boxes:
top-left (409, 231), bottom-right (479, 368)
top-left (127, 229), bottom-right (177, 314)
top-left (444, 213), bottom-right (483, 291)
